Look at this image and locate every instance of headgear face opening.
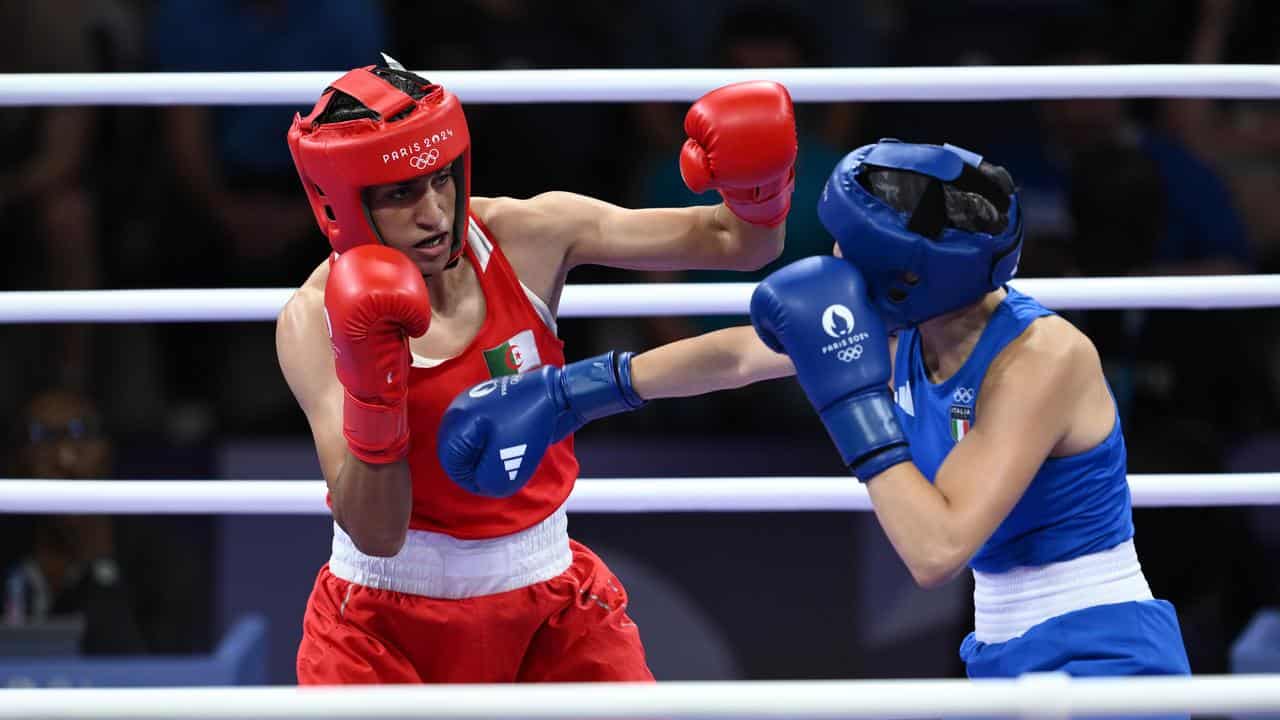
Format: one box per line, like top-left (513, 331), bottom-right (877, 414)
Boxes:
top-left (288, 65), bottom-right (471, 265)
top-left (818, 139), bottom-right (1023, 330)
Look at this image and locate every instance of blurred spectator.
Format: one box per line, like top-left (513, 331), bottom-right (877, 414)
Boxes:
top-left (0, 2), bottom-right (142, 398)
top-left (144, 0), bottom-right (386, 436)
top-left (1064, 140), bottom-right (1277, 674)
top-left (990, 44), bottom-right (1254, 279)
top-left (1161, 0), bottom-right (1280, 270)
top-left (866, 2), bottom-right (1089, 152)
top-left (620, 0), bottom-right (881, 156)
top-left (1, 389), bottom-right (213, 655)
top-left (2, 390), bottom-right (145, 655)
top-left (1065, 139), bottom-right (1274, 443)
top-left (892, 0), bottom-right (1093, 68)
top-left (389, 0), bottom-right (625, 210)
top-left (1026, 18), bottom-right (1276, 460)
top-left (631, 4), bottom-right (851, 327)
top-left (1158, 5), bottom-right (1280, 633)
top-left (388, 0), bottom-right (638, 361)
top-left (610, 3), bottom-right (856, 437)
top-left (955, 9), bottom-right (1280, 666)
top-left (148, 0), bottom-right (386, 284)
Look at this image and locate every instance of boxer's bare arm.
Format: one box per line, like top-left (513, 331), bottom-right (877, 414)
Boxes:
top-left (630, 325), bottom-right (795, 399)
top-left (476, 194), bottom-right (784, 315)
top-left (276, 268), bottom-right (412, 556)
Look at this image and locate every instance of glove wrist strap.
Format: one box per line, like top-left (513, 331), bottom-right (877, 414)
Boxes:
top-left (818, 388), bottom-right (911, 483)
top-left (343, 391), bottom-right (409, 464)
top-left (721, 169), bottom-right (796, 227)
top-left (559, 351), bottom-right (647, 423)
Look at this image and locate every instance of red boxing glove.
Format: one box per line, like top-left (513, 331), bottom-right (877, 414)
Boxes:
top-left (680, 81), bottom-right (798, 227)
top-left (324, 245), bottom-right (431, 464)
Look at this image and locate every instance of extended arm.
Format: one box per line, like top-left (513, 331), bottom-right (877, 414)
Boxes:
top-left (439, 324), bottom-right (795, 497)
top-left (490, 82), bottom-right (797, 308)
top-left (630, 325), bottom-right (795, 399)
top-left (572, 81), bottom-right (796, 271)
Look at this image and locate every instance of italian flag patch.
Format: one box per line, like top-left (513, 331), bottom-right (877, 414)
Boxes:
top-left (949, 405), bottom-right (972, 442)
top-left (482, 329), bottom-right (541, 378)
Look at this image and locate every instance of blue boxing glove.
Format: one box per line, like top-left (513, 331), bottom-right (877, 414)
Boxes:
top-left (439, 351), bottom-right (645, 497)
top-left (750, 256), bottom-right (911, 482)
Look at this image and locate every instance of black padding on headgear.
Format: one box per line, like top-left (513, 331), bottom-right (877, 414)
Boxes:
top-left (903, 163), bottom-right (1011, 239)
top-left (952, 163), bottom-right (1011, 213)
top-left (906, 179), bottom-right (947, 238)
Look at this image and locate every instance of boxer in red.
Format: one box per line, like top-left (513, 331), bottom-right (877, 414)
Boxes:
top-left (277, 56), bottom-right (798, 683)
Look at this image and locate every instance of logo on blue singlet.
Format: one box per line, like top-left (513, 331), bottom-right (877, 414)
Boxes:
top-left (949, 387), bottom-right (975, 441)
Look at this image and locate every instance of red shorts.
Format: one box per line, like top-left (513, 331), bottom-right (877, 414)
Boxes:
top-left (296, 540), bottom-right (653, 684)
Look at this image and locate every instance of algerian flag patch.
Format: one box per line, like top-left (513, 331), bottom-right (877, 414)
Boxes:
top-left (482, 329), bottom-right (541, 377)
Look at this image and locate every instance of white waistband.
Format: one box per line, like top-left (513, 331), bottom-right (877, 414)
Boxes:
top-left (972, 538), bottom-right (1153, 643)
top-left (328, 504), bottom-right (572, 599)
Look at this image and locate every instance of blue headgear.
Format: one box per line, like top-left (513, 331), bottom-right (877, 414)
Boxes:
top-left (818, 139), bottom-right (1023, 329)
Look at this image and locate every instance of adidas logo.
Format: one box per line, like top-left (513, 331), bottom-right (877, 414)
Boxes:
top-left (895, 384), bottom-right (915, 417)
top-left (500, 444), bottom-right (528, 482)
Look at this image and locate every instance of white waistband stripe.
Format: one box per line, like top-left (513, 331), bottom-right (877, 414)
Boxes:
top-left (328, 504), bottom-right (572, 599)
top-left (972, 539), bottom-right (1153, 643)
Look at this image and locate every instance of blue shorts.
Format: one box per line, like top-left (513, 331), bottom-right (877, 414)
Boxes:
top-left (960, 599), bottom-right (1190, 678)
top-left (961, 600), bottom-right (1190, 720)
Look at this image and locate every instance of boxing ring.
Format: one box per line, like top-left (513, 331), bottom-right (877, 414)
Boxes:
top-left (3, 64), bottom-right (1280, 718)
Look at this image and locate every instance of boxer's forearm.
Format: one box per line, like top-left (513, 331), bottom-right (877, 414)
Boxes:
top-left (630, 325), bottom-right (795, 400)
top-left (330, 453), bottom-right (413, 557)
top-left (715, 204), bottom-right (786, 270)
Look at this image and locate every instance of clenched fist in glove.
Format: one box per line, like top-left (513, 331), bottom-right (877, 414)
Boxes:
top-left (438, 352), bottom-right (645, 497)
top-left (325, 245), bottom-right (431, 464)
top-left (750, 256), bottom-right (911, 482)
top-left (680, 81), bottom-right (798, 227)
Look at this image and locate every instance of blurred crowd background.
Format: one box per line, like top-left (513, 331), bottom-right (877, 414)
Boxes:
top-left (3, 0), bottom-right (1280, 686)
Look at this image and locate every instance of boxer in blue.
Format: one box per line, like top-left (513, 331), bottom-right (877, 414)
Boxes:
top-left (437, 140), bottom-right (1192, 685)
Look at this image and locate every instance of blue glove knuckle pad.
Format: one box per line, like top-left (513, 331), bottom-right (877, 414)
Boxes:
top-left (439, 372), bottom-right (557, 498)
top-left (749, 255), bottom-right (910, 483)
top-left (438, 352), bottom-right (646, 498)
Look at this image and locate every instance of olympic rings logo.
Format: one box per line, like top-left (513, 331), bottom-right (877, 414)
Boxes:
top-left (953, 387), bottom-right (975, 404)
top-left (837, 344), bottom-right (863, 363)
top-left (409, 148), bottom-right (441, 170)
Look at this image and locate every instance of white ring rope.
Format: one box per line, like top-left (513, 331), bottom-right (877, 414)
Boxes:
top-left (4, 673), bottom-right (1280, 719)
top-left (1, 275), bottom-right (1277, 323)
top-left (2, 474), bottom-right (1278, 515)
top-left (1, 65), bottom-right (1278, 105)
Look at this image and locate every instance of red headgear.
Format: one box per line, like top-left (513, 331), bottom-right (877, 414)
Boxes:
top-left (287, 65), bottom-right (471, 264)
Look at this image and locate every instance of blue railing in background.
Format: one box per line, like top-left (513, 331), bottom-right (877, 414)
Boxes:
top-left (0, 614), bottom-right (266, 687)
